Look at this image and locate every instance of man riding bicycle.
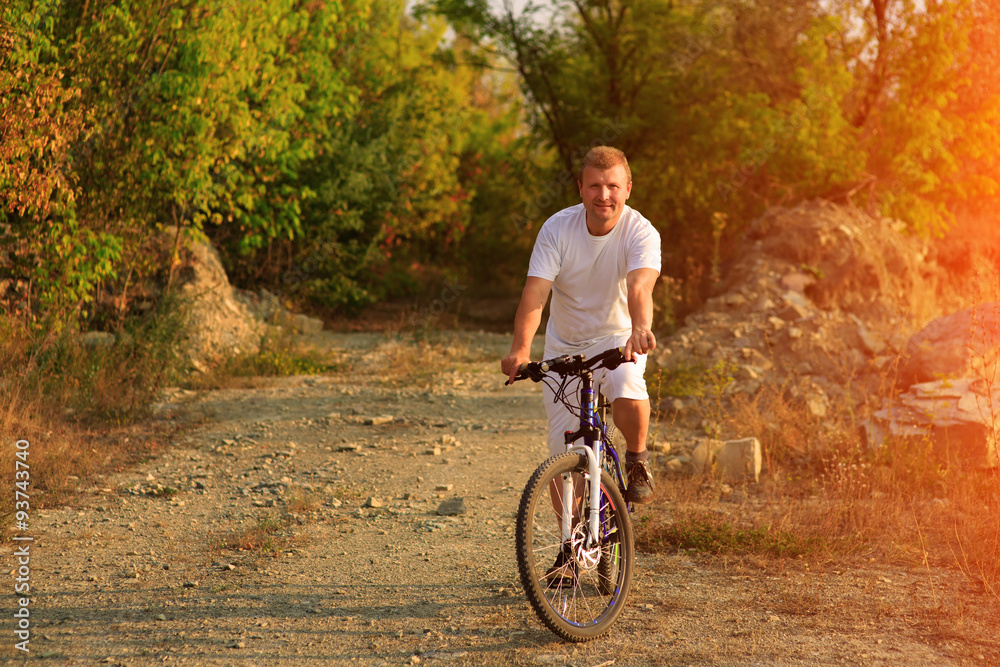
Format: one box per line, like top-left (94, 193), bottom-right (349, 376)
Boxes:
top-left (501, 146), bottom-right (661, 504)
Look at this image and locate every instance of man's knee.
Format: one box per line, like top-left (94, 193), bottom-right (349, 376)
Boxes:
top-left (612, 397), bottom-right (650, 415)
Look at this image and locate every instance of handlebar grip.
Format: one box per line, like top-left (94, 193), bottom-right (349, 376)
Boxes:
top-left (505, 361), bottom-right (549, 385)
top-left (617, 346), bottom-right (634, 359)
top-left (504, 362), bottom-right (530, 386)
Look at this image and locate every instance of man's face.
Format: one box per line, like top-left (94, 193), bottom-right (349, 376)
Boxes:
top-left (578, 164), bottom-right (632, 228)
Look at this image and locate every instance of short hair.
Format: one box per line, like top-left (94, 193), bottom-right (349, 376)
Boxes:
top-left (578, 146), bottom-right (631, 183)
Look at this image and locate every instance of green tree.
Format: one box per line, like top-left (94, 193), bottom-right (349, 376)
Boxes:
top-left (1, 0), bottom-right (376, 321)
top-left (239, 1), bottom-right (535, 312)
top-left (428, 0), bottom-right (867, 307)
top-left (64, 0), bottom-right (363, 270)
top-left (837, 0), bottom-right (1000, 234)
top-left (0, 1), bottom-right (119, 320)
top-left (428, 0), bottom-right (1000, 312)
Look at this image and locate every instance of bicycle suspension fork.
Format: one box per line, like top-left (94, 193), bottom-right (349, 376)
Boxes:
top-left (564, 369), bottom-right (602, 547)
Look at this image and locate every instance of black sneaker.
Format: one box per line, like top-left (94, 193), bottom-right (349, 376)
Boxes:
top-left (626, 459), bottom-right (655, 504)
top-left (545, 546), bottom-right (578, 589)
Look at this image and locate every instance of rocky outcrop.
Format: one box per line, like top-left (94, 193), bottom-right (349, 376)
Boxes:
top-left (863, 304), bottom-right (1000, 468)
top-left (863, 377), bottom-right (1000, 468)
top-left (160, 230), bottom-right (329, 370)
top-left (653, 200), bottom-right (935, 408)
top-left (170, 232), bottom-right (264, 370)
top-left (236, 288), bottom-right (325, 335)
top-left (653, 199), bottom-right (1000, 472)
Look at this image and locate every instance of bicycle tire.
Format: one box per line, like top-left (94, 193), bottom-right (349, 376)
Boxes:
top-left (597, 532), bottom-right (621, 597)
top-left (601, 422), bottom-right (627, 593)
top-left (515, 452), bottom-right (634, 642)
top-left (605, 423), bottom-right (625, 453)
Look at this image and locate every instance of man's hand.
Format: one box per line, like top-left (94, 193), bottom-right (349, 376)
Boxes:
top-left (501, 351), bottom-right (531, 385)
top-left (624, 328), bottom-right (656, 361)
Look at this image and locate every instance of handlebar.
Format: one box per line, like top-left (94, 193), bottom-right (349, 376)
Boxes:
top-left (504, 347), bottom-right (632, 386)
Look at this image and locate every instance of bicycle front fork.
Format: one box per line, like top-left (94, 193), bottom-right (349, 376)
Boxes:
top-left (563, 443), bottom-right (601, 547)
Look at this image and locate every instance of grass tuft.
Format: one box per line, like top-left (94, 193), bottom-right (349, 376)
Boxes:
top-left (639, 512), bottom-right (825, 559)
top-left (285, 488), bottom-right (323, 514)
top-left (210, 516), bottom-right (289, 555)
top-left (184, 331), bottom-right (337, 390)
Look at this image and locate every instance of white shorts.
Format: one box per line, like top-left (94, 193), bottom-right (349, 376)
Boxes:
top-left (541, 342), bottom-right (648, 456)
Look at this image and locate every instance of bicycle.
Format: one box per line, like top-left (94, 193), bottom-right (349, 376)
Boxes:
top-left (505, 346), bottom-right (636, 642)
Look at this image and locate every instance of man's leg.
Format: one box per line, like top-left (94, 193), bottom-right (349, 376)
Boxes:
top-left (612, 397), bottom-right (655, 504)
top-left (611, 397), bottom-right (650, 455)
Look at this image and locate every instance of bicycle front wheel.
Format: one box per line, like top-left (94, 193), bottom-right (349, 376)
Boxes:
top-left (515, 452), bottom-right (634, 642)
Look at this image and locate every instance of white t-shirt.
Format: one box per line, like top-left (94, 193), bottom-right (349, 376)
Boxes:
top-left (527, 203), bottom-right (661, 356)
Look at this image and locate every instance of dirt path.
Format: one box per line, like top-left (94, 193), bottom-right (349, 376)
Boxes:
top-left (4, 332), bottom-right (997, 666)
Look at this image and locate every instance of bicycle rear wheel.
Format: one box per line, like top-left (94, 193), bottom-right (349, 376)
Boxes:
top-left (515, 452), bottom-right (634, 642)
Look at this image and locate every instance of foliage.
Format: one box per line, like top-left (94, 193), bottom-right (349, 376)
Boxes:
top-left (60, 0), bottom-right (368, 309)
top-left (426, 0), bottom-right (1000, 311)
top-left (3, 0), bottom-right (998, 327)
top-left (851, 0), bottom-right (1000, 235)
top-left (1, 0), bottom-right (525, 321)
top-left (268, 4), bottom-right (478, 310)
top-left (0, 1), bottom-right (112, 317)
top-left (212, 1), bottom-right (539, 310)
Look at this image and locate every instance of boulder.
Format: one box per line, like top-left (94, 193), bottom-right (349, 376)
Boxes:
top-left (898, 302), bottom-right (1000, 388)
top-left (691, 437), bottom-right (762, 483)
top-left (436, 497), bottom-right (466, 516)
top-left (863, 377), bottom-right (1000, 468)
top-left (238, 288), bottom-right (324, 334)
top-left (743, 200), bottom-right (935, 324)
top-left (275, 310), bottom-right (324, 335)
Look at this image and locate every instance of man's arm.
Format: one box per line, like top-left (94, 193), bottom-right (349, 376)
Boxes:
top-left (501, 276), bottom-right (553, 383)
top-left (623, 267), bottom-right (658, 361)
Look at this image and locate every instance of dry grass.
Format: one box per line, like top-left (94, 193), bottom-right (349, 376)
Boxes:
top-left (645, 353), bottom-right (1000, 604)
top-left (0, 309), bottom-right (186, 531)
top-left (0, 306), bottom-right (341, 535)
top-left (285, 488), bottom-right (323, 514)
top-left (355, 333), bottom-right (496, 388)
top-left (183, 332), bottom-right (338, 390)
top-left (0, 392), bottom-right (179, 520)
top-left (209, 515), bottom-right (291, 556)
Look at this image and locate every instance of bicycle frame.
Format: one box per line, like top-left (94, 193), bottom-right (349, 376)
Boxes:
top-left (561, 367), bottom-right (627, 547)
